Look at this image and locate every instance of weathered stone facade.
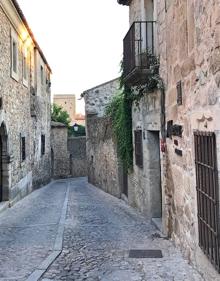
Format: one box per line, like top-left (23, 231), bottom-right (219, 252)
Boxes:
top-left (83, 78), bottom-right (123, 198)
top-left (51, 122), bottom-right (70, 178)
top-left (120, 0), bottom-right (164, 223)
top-left (159, 1), bottom-right (220, 279)
top-left (119, 0), bottom-right (220, 278)
top-left (51, 122), bottom-right (87, 179)
top-left (68, 136), bottom-right (87, 178)
top-left (0, 0), bottom-right (51, 205)
top-left (128, 91), bottom-right (163, 220)
top-left (87, 116), bottom-right (122, 198)
top-left (84, 78), bottom-right (120, 117)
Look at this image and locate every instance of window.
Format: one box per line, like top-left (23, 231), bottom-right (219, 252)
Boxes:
top-left (40, 65), bottom-right (44, 85)
top-left (194, 131), bottom-right (220, 271)
top-left (11, 29), bottom-right (19, 81)
top-left (41, 134), bottom-right (45, 155)
top-left (21, 136), bottom-right (26, 161)
top-left (134, 130), bottom-right (143, 168)
top-left (46, 70), bottom-right (51, 92)
top-left (12, 41), bottom-right (17, 72)
top-left (23, 49), bottom-right (28, 86)
top-left (176, 81), bottom-right (183, 105)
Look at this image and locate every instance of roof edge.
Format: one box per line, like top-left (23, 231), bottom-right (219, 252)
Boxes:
top-left (51, 121), bottom-right (67, 128)
top-left (81, 77), bottom-right (120, 97)
top-left (11, 0), bottom-right (52, 73)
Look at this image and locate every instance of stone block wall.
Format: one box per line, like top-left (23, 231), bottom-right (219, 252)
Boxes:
top-left (68, 137), bottom-right (87, 177)
top-left (51, 122), bottom-right (70, 179)
top-left (83, 78), bottom-right (120, 117)
top-left (83, 78), bottom-right (123, 198)
top-left (127, 90), bottom-right (163, 220)
top-left (120, 0), bottom-right (220, 278)
top-left (157, 0), bottom-right (220, 279)
top-left (51, 125), bottom-right (87, 179)
top-left (87, 116), bottom-right (122, 198)
top-left (0, 2), bottom-right (51, 205)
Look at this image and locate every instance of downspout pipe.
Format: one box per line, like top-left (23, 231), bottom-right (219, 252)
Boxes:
top-left (160, 85), bottom-right (166, 141)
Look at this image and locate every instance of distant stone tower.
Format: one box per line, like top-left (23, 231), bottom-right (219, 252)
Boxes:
top-left (53, 95), bottom-right (76, 125)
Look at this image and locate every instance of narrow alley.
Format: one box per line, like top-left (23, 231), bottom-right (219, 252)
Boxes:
top-left (0, 178), bottom-right (203, 281)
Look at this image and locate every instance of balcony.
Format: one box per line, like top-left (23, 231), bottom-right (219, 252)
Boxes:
top-left (123, 21), bottom-right (158, 86)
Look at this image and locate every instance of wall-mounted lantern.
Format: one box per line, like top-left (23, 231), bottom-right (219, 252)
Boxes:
top-left (73, 123), bottom-right (79, 132)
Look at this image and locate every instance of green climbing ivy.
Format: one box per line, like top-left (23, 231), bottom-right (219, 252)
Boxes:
top-left (106, 88), bottom-right (133, 171)
top-left (106, 58), bottom-right (164, 172)
top-left (105, 83), bottom-right (133, 172)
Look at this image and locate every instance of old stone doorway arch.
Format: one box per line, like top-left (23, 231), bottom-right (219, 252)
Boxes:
top-left (0, 122), bottom-right (9, 202)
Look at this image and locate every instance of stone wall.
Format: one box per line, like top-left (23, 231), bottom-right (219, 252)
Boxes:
top-left (87, 116), bottom-right (121, 198)
top-left (68, 137), bottom-right (87, 177)
top-left (158, 0), bottom-right (220, 279)
top-left (120, 0), bottom-right (220, 278)
top-left (127, 90), bottom-right (163, 220)
top-left (83, 78), bottom-right (122, 198)
top-left (0, 2), bottom-right (51, 205)
top-left (51, 124), bottom-right (87, 179)
top-left (51, 122), bottom-right (70, 179)
top-left (83, 78), bottom-right (120, 117)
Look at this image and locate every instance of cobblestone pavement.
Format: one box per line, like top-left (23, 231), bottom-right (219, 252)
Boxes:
top-left (0, 180), bottom-right (68, 281)
top-left (41, 178), bottom-right (203, 281)
top-left (0, 178), bottom-right (204, 281)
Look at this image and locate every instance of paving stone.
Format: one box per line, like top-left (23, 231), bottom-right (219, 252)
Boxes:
top-left (0, 181), bottom-right (67, 280)
top-left (0, 178), bottom-right (204, 281)
top-left (42, 178), bottom-right (204, 281)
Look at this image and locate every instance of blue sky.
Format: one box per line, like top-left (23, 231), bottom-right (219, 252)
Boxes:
top-left (18, 0), bottom-right (129, 113)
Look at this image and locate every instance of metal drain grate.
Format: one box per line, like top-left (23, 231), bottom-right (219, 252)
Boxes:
top-left (129, 249), bottom-right (163, 258)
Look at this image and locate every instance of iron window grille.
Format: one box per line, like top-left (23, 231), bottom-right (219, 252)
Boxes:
top-left (176, 81), bottom-right (183, 105)
top-left (21, 136), bottom-right (26, 161)
top-left (40, 66), bottom-right (44, 85)
top-left (134, 130), bottom-right (143, 168)
top-left (194, 131), bottom-right (220, 272)
top-left (41, 135), bottom-right (45, 156)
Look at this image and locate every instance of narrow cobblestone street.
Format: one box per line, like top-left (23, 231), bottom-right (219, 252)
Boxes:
top-left (0, 178), bottom-right (204, 281)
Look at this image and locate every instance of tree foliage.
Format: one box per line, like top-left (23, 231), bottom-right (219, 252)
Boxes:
top-left (105, 58), bottom-right (163, 172)
top-left (51, 103), bottom-right (71, 127)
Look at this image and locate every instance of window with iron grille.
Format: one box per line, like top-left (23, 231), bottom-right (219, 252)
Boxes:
top-left (134, 130), bottom-right (143, 168)
top-left (21, 136), bottom-right (26, 161)
top-left (40, 66), bottom-right (44, 85)
top-left (176, 81), bottom-right (183, 105)
top-left (194, 131), bottom-right (220, 272)
top-left (11, 29), bottom-right (19, 81)
top-left (41, 135), bottom-right (45, 156)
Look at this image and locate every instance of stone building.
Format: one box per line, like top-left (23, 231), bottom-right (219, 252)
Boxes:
top-left (51, 122), bottom-right (87, 179)
top-left (82, 78), bottom-right (124, 198)
top-left (118, 0), bottom-right (220, 279)
top-left (51, 122), bottom-right (70, 179)
top-left (68, 136), bottom-right (87, 178)
top-left (53, 94), bottom-right (76, 125)
top-left (0, 0), bottom-right (51, 206)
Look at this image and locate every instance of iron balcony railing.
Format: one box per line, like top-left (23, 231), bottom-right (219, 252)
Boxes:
top-left (123, 21), bottom-right (156, 79)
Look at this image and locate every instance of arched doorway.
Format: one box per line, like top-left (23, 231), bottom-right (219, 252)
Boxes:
top-left (0, 122), bottom-right (9, 202)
